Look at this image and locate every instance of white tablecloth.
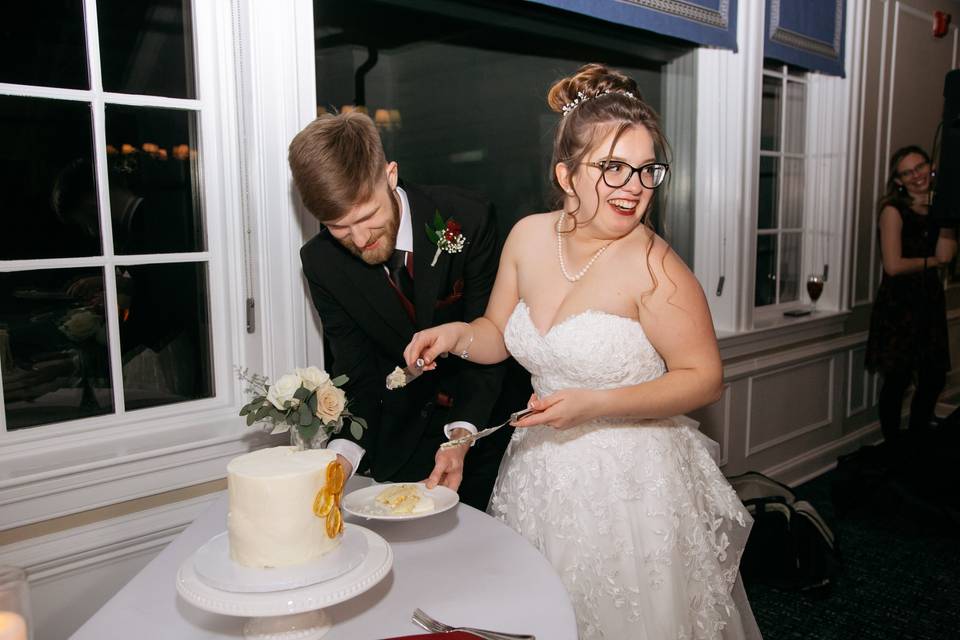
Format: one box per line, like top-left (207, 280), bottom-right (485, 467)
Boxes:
top-left (71, 477), bottom-right (578, 639)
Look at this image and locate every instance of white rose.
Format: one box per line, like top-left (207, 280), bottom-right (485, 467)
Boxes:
top-left (60, 310), bottom-right (102, 341)
top-left (314, 382), bottom-right (347, 424)
top-left (295, 366), bottom-right (330, 392)
top-left (266, 373), bottom-right (302, 410)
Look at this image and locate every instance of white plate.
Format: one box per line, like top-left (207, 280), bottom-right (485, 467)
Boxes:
top-left (341, 482), bottom-right (459, 520)
top-left (192, 524), bottom-right (367, 593)
top-left (177, 525), bottom-right (393, 617)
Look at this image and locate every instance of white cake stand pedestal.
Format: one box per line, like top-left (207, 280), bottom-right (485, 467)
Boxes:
top-left (176, 525), bottom-right (392, 640)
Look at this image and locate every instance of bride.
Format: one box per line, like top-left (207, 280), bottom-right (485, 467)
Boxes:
top-left (404, 63), bottom-right (762, 640)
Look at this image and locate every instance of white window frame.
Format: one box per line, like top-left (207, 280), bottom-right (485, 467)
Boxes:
top-left (691, 0), bottom-right (856, 349)
top-left (0, 0), bottom-right (317, 530)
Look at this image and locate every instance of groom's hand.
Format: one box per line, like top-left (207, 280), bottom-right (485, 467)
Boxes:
top-left (424, 430), bottom-right (470, 492)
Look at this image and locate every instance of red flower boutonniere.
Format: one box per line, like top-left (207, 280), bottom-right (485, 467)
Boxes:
top-left (425, 211), bottom-right (466, 267)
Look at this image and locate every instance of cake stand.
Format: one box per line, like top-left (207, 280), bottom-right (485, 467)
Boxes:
top-left (176, 525), bottom-right (392, 640)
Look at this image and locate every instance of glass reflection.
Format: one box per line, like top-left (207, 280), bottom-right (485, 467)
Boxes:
top-left (755, 235), bottom-right (777, 307)
top-left (1, 268), bottom-right (114, 430)
top-left (0, 2), bottom-right (88, 89)
top-left (760, 76), bottom-right (781, 152)
top-left (758, 156), bottom-right (779, 230)
top-left (119, 262), bottom-right (213, 410)
top-left (779, 233), bottom-right (801, 303)
top-left (0, 96), bottom-right (100, 260)
top-left (97, 0), bottom-right (196, 99)
top-left (105, 104), bottom-right (205, 254)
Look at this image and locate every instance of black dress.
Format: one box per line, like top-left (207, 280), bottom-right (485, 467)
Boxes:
top-left (865, 204), bottom-right (950, 374)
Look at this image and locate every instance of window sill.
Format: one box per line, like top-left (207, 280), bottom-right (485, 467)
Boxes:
top-left (0, 409), bottom-right (274, 531)
top-left (717, 308), bottom-right (850, 360)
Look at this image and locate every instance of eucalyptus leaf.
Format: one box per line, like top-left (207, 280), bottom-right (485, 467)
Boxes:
top-left (350, 422), bottom-right (363, 439)
top-left (299, 423), bottom-right (320, 442)
top-left (330, 374), bottom-right (348, 387)
top-left (246, 412), bottom-right (257, 427)
top-left (293, 387), bottom-right (311, 401)
top-left (254, 404), bottom-right (272, 421)
top-left (298, 402), bottom-right (313, 426)
top-left (352, 416), bottom-right (368, 429)
top-left (308, 393), bottom-right (318, 412)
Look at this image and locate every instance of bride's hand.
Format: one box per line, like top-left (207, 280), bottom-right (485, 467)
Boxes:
top-left (403, 322), bottom-right (469, 370)
top-left (513, 390), bottom-right (601, 430)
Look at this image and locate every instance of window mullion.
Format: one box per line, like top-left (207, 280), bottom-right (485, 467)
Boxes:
top-left (85, 0), bottom-right (127, 418)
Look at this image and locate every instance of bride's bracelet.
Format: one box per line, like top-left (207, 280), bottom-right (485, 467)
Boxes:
top-left (457, 325), bottom-right (475, 360)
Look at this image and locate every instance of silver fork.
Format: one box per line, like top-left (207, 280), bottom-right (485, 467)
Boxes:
top-left (412, 608), bottom-right (535, 640)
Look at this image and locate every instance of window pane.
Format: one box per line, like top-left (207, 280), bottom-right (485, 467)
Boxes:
top-left (0, 2), bottom-right (89, 89)
top-left (97, 0), bottom-right (196, 99)
top-left (784, 80), bottom-right (805, 154)
top-left (755, 235), bottom-right (777, 307)
top-left (0, 96), bottom-right (101, 260)
top-left (778, 232), bottom-right (801, 303)
top-left (105, 105), bottom-right (205, 254)
top-left (758, 156), bottom-right (778, 229)
top-left (781, 158), bottom-right (804, 229)
top-left (314, 0), bottom-right (680, 249)
top-left (760, 76), bottom-right (781, 151)
top-left (120, 262), bottom-right (213, 411)
top-left (1, 268), bottom-right (115, 430)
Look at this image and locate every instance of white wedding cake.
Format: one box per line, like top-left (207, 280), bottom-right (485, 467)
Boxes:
top-left (227, 446), bottom-right (345, 568)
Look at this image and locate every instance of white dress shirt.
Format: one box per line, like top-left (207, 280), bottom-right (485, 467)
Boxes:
top-left (326, 186), bottom-right (478, 477)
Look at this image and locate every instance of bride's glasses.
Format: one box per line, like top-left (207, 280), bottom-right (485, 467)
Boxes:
top-left (583, 160), bottom-right (670, 189)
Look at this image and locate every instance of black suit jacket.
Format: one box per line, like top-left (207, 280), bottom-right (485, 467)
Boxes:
top-left (300, 183), bottom-right (508, 482)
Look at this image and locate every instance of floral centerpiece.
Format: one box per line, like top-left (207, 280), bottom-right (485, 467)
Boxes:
top-left (237, 366), bottom-right (366, 449)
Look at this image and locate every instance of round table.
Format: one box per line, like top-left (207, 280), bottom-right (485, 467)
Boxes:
top-left (70, 477), bottom-right (578, 640)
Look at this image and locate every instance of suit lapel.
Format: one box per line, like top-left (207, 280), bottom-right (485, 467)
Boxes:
top-left (408, 185), bottom-right (449, 329)
top-left (327, 239), bottom-right (414, 344)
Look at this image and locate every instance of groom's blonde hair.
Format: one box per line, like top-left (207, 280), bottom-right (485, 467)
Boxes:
top-left (289, 112), bottom-right (386, 223)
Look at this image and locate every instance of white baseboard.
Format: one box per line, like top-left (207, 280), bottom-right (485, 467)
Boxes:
top-left (0, 493), bottom-right (220, 640)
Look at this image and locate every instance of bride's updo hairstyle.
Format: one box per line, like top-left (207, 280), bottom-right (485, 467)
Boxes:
top-left (547, 63), bottom-right (669, 230)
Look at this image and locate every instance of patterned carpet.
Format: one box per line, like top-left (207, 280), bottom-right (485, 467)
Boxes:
top-left (743, 446), bottom-right (960, 640)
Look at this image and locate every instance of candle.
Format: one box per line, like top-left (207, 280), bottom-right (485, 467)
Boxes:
top-left (0, 611), bottom-right (27, 640)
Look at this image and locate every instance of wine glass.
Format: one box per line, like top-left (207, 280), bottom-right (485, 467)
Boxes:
top-left (806, 274), bottom-right (824, 312)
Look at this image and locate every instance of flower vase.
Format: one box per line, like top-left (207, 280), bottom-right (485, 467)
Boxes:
top-left (290, 427), bottom-right (329, 451)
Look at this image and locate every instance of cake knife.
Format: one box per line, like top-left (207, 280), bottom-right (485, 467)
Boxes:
top-left (386, 358), bottom-right (425, 388)
top-left (439, 407), bottom-right (538, 449)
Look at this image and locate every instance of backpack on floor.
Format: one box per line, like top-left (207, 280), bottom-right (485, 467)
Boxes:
top-left (729, 471), bottom-right (840, 590)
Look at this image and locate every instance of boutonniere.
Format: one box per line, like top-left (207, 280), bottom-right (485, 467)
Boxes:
top-left (425, 212), bottom-right (466, 267)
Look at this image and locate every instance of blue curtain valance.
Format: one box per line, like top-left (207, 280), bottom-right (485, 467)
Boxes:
top-left (526, 0), bottom-right (738, 50)
top-left (764, 0), bottom-right (846, 77)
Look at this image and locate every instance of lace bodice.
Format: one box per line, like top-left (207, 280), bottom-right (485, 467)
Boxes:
top-left (489, 301), bottom-right (759, 640)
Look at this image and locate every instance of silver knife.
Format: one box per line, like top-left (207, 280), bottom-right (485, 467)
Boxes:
top-left (440, 407), bottom-right (538, 449)
top-left (386, 358), bottom-right (425, 389)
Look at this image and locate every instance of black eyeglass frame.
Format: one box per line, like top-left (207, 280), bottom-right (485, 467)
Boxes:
top-left (583, 160), bottom-right (670, 189)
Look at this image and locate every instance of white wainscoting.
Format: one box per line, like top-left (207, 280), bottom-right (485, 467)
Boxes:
top-left (0, 493), bottom-right (219, 640)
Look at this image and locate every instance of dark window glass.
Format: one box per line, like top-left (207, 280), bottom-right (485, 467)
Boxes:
top-left (755, 235), bottom-right (777, 307)
top-left (313, 0), bottom-right (688, 248)
top-left (760, 75), bottom-right (781, 152)
top-left (97, 0), bottom-right (196, 98)
top-left (779, 232), bottom-right (801, 303)
top-left (0, 2), bottom-right (89, 89)
top-left (0, 96), bottom-right (101, 260)
top-left (758, 156), bottom-right (779, 230)
top-left (1, 268), bottom-right (115, 430)
top-left (119, 262), bottom-right (213, 410)
top-left (105, 104), bottom-right (204, 254)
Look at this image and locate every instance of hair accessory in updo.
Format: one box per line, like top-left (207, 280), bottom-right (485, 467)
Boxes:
top-left (561, 88), bottom-right (637, 117)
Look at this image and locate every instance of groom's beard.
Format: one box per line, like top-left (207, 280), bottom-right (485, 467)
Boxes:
top-left (342, 188), bottom-right (400, 265)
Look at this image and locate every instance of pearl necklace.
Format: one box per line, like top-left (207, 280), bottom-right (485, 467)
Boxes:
top-left (556, 211), bottom-right (613, 283)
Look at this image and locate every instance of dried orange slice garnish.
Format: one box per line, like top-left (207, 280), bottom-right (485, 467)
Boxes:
top-left (313, 488), bottom-right (334, 518)
top-left (325, 506), bottom-right (342, 538)
top-left (326, 461), bottom-right (345, 494)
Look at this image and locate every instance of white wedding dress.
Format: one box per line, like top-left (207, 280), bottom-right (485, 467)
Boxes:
top-left (488, 301), bottom-right (762, 640)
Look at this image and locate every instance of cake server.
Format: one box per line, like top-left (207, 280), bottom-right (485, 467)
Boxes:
top-left (439, 407), bottom-right (538, 449)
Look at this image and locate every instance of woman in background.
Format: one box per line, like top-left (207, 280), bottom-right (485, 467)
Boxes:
top-left (866, 145), bottom-right (957, 455)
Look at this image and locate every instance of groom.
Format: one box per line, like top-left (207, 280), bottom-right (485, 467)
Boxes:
top-left (289, 112), bottom-right (519, 510)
